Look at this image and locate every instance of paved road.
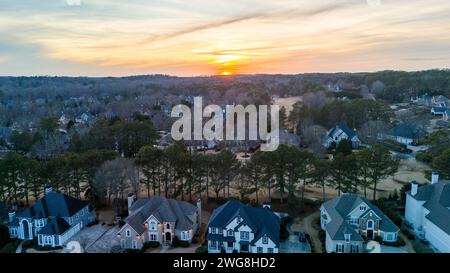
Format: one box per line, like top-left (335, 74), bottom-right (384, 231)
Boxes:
top-left (299, 211), bottom-right (322, 253)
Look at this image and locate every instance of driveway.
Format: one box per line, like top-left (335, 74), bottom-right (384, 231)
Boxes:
top-left (279, 234), bottom-right (311, 253)
top-left (296, 211), bottom-right (322, 253)
top-left (70, 224), bottom-right (119, 253)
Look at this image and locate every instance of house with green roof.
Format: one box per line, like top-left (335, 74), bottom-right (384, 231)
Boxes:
top-left (320, 194), bottom-right (399, 253)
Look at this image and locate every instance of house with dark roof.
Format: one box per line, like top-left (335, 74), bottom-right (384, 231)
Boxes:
top-left (379, 124), bottom-right (427, 145)
top-left (324, 125), bottom-right (361, 149)
top-left (206, 199), bottom-right (280, 253)
top-left (431, 106), bottom-right (447, 116)
top-left (405, 172), bottom-right (450, 253)
top-left (320, 194), bottom-right (399, 253)
top-left (116, 195), bottom-right (201, 250)
top-left (7, 186), bottom-right (96, 247)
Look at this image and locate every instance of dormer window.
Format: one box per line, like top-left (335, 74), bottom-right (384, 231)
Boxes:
top-left (262, 235), bottom-right (268, 244)
top-left (166, 223), bottom-right (170, 229)
top-left (236, 216), bottom-right (242, 223)
top-left (360, 205), bottom-right (366, 211)
top-left (126, 229), bottom-right (131, 237)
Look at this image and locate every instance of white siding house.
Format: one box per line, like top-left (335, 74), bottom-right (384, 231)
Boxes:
top-left (207, 200), bottom-right (280, 253)
top-left (405, 173), bottom-right (450, 253)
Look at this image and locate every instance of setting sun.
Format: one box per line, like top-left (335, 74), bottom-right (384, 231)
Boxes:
top-left (220, 71), bottom-right (233, 76)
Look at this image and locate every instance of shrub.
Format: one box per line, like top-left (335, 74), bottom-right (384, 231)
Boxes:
top-left (0, 240), bottom-right (20, 253)
top-left (407, 234), bottom-right (415, 241)
top-left (143, 241), bottom-right (160, 249)
top-left (279, 224), bottom-right (290, 240)
top-left (178, 240), bottom-right (190, 248)
top-left (22, 240), bottom-right (34, 248)
top-left (195, 246), bottom-right (208, 253)
top-left (172, 236), bottom-right (180, 247)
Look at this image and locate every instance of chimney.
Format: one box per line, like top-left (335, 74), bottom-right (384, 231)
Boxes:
top-left (411, 181), bottom-right (418, 196)
top-left (263, 201), bottom-right (272, 210)
top-left (431, 172), bottom-right (439, 184)
top-left (8, 208), bottom-right (16, 223)
top-left (127, 193), bottom-right (135, 214)
top-left (44, 185), bottom-right (53, 195)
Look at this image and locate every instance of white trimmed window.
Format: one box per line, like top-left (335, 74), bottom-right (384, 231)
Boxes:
top-left (257, 247), bottom-right (263, 253)
top-left (150, 234), bottom-right (157, 241)
top-left (132, 240), bottom-right (137, 249)
top-left (268, 248), bottom-right (273, 253)
top-left (240, 231), bottom-right (249, 241)
top-left (126, 229), bottom-right (131, 237)
top-left (227, 229), bottom-right (233, 236)
top-left (350, 217), bottom-right (359, 225)
top-left (336, 244), bottom-right (344, 253)
top-left (149, 221), bottom-right (157, 231)
top-left (345, 234), bottom-right (351, 243)
top-left (360, 205), bottom-right (366, 211)
top-left (210, 241), bottom-right (217, 249)
top-left (262, 235), bottom-right (268, 244)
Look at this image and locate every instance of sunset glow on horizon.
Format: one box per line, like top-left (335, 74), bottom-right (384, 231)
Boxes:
top-left (1, 0), bottom-right (450, 76)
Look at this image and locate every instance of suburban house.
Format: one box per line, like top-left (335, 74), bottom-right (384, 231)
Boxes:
top-left (117, 195), bottom-right (201, 250)
top-left (431, 95), bottom-right (449, 107)
top-left (324, 125), bottom-right (361, 149)
top-left (379, 124), bottom-right (427, 145)
top-left (411, 94), bottom-right (431, 105)
top-left (7, 186), bottom-right (96, 247)
top-left (405, 173), bottom-right (450, 253)
top-left (206, 199), bottom-right (280, 253)
top-left (320, 194), bottom-right (399, 253)
top-left (431, 107), bottom-right (447, 116)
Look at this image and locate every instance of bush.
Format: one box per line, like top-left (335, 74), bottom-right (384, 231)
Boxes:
top-left (383, 236), bottom-right (406, 247)
top-left (195, 246), bottom-right (208, 253)
top-left (178, 240), bottom-right (190, 248)
top-left (416, 151), bottom-right (433, 163)
top-left (143, 241), bottom-right (160, 249)
top-left (22, 240), bottom-right (34, 248)
top-left (0, 240), bottom-right (20, 253)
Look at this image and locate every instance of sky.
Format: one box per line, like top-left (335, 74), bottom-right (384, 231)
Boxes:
top-left (0, 0), bottom-right (450, 76)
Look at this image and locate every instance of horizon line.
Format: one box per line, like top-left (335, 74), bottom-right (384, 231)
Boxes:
top-left (0, 68), bottom-right (449, 79)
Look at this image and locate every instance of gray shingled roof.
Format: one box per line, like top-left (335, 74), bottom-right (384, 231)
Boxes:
top-left (408, 181), bottom-right (450, 235)
top-left (207, 199), bottom-right (281, 246)
top-left (322, 194), bottom-right (399, 241)
top-left (328, 125), bottom-right (357, 139)
top-left (37, 217), bottom-right (71, 235)
top-left (19, 192), bottom-right (90, 219)
top-left (384, 124), bottom-right (427, 139)
top-left (125, 196), bottom-right (197, 234)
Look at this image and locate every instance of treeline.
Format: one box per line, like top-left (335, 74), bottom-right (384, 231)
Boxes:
top-left (416, 130), bottom-right (450, 179)
top-left (289, 98), bottom-right (394, 130)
